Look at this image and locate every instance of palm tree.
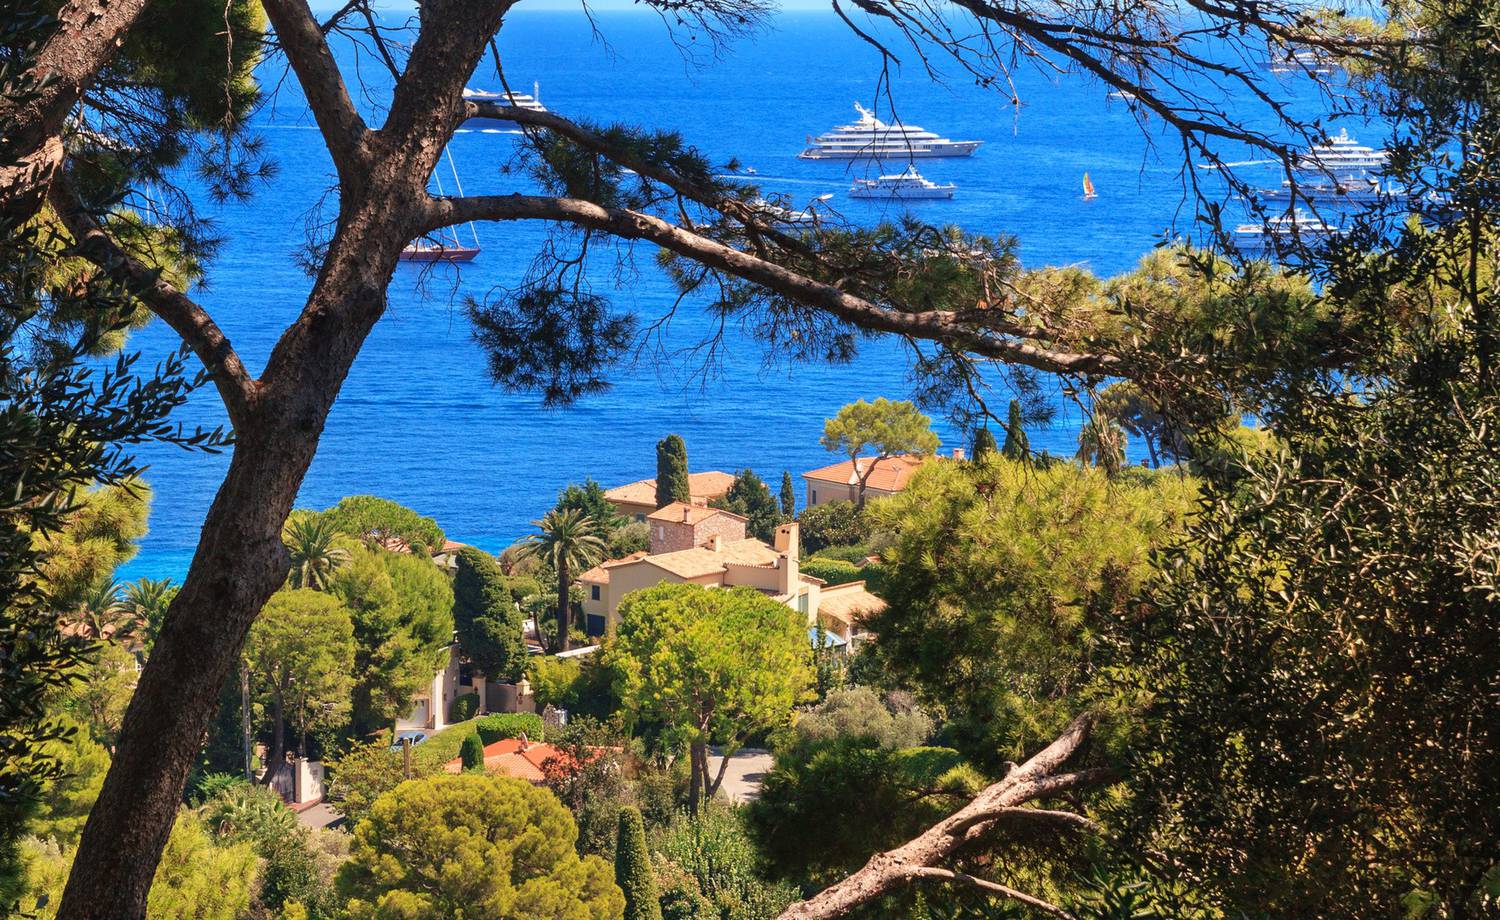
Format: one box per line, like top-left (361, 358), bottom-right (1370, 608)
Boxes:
top-left (518, 508), bottom-right (605, 651)
top-left (124, 578), bottom-right (176, 650)
top-left (70, 578), bottom-right (130, 639)
top-left (282, 513), bottom-right (349, 590)
top-left (1076, 416), bottom-right (1128, 476)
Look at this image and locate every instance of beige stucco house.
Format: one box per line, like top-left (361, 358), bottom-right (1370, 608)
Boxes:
top-left (604, 471), bottom-right (736, 521)
top-left (802, 449), bottom-right (964, 507)
top-left (577, 511), bottom-right (884, 646)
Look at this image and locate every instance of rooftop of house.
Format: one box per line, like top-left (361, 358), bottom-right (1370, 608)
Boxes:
top-left (638, 537), bottom-right (782, 579)
top-left (604, 471), bottom-right (736, 507)
top-left (442, 737), bottom-right (568, 783)
top-left (815, 580), bottom-right (888, 627)
top-left (802, 454), bottom-right (934, 492)
top-left (577, 551), bottom-right (650, 584)
top-left (646, 501), bottom-right (747, 526)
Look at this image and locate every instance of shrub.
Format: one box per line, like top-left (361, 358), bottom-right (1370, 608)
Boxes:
top-left (799, 558), bottom-right (863, 587)
top-left (409, 721), bottom-right (476, 771)
top-left (616, 807), bottom-right (662, 920)
top-left (459, 732), bottom-right (485, 771)
top-left (447, 692), bottom-right (479, 724)
top-left (653, 808), bottom-right (799, 920)
top-left (809, 544), bottom-right (871, 565)
top-left (474, 712), bottom-right (544, 745)
top-left (797, 501), bottom-right (870, 553)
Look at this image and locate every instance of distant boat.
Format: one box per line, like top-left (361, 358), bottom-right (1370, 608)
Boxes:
top-left (1294, 129), bottom-right (1388, 175)
top-left (400, 147), bottom-right (480, 263)
top-left (399, 240), bottom-right (480, 263)
top-left (462, 82), bottom-right (545, 129)
top-left (1233, 209), bottom-right (1337, 253)
top-left (849, 165), bottom-right (955, 199)
top-left (801, 103), bottom-right (981, 160)
top-left (1082, 173), bottom-right (1097, 200)
top-left (1107, 90), bottom-right (1136, 101)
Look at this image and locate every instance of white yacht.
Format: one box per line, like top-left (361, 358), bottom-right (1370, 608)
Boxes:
top-left (849, 166), bottom-right (956, 200)
top-left (801, 103), bottom-right (981, 160)
top-left (1233, 210), bottom-right (1337, 251)
top-left (1295, 129), bottom-right (1388, 174)
top-left (1261, 173), bottom-right (1386, 202)
top-left (1269, 48), bottom-right (1337, 75)
top-left (749, 194), bottom-right (832, 226)
top-left (462, 83), bottom-right (545, 129)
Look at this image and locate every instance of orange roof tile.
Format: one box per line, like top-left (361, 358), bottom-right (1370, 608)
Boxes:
top-left (646, 502), bottom-right (747, 526)
top-left (577, 551), bottom-right (649, 583)
top-left (802, 455), bottom-right (932, 493)
top-left (605, 471), bottom-right (736, 507)
top-left (443, 737), bottom-right (567, 783)
top-left (636, 538), bottom-right (780, 579)
top-left (816, 580), bottom-right (888, 625)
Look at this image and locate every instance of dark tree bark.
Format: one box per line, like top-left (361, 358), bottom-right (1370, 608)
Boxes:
top-left (556, 558), bottom-right (571, 652)
top-left (0, 0), bottom-right (150, 225)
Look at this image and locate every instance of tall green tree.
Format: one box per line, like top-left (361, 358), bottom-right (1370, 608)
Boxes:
top-left (519, 509), bottom-right (605, 652)
top-left (451, 546), bottom-right (527, 681)
top-left (323, 495), bottom-right (445, 555)
top-left (655, 435), bottom-right (691, 509)
top-left (282, 513), bottom-right (349, 591)
top-left (332, 547), bottom-right (454, 735)
top-left (242, 590), bottom-right (355, 783)
top-left (969, 426), bottom-right (998, 460)
top-left (123, 578), bottom-right (176, 654)
top-left (779, 470), bottom-right (796, 520)
top-left (336, 773), bottom-right (623, 919)
top-left (866, 455), bottom-right (1195, 767)
top-left (1000, 399), bottom-right (1029, 461)
top-left (820, 398), bottom-right (940, 508)
top-left (555, 478), bottom-right (626, 532)
top-left (1076, 414), bottom-right (1128, 476)
top-left (615, 807), bottom-right (661, 920)
top-left (605, 583), bottom-right (813, 813)
top-left (710, 469), bottom-right (780, 541)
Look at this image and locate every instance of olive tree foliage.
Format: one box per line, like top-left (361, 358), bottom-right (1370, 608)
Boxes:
top-left (606, 583), bottom-right (814, 813)
top-left (336, 773), bottom-right (623, 920)
top-left (864, 455), bottom-right (1196, 769)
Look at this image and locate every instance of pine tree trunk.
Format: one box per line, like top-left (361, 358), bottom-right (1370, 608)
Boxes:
top-left (688, 742), bottom-right (704, 816)
top-left (263, 693), bottom-right (286, 786)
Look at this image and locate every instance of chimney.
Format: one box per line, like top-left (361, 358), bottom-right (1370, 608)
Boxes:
top-left (709, 534), bottom-right (723, 552)
top-left (775, 522), bottom-right (800, 597)
top-left (681, 504), bottom-right (691, 522)
top-left (774, 522), bottom-right (800, 558)
top-left (952, 447), bottom-right (966, 460)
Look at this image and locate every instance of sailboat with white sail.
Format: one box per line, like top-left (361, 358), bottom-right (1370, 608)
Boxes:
top-left (400, 149), bottom-right (481, 263)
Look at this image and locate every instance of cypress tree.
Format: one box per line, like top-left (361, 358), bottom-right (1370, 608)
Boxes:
top-left (779, 470), bottom-right (797, 519)
top-left (971, 426), bottom-right (998, 460)
top-left (1001, 400), bottom-right (1030, 461)
top-left (460, 731), bottom-right (485, 772)
top-left (655, 435), bottom-right (691, 508)
top-left (615, 806), bottom-right (662, 920)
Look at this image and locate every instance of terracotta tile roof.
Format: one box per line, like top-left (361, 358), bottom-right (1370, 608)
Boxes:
top-left (816, 581), bottom-right (888, 626)
top-left (439, 540), bottom-right (468, 555)
top-left (577, 551), bottom-right (649, 583)
top-left (638, 538), bottom-right (780, 579)
top-left (802, 455), bottom-right (932, 493)
top-left (604, 471), bottom-right (736, 507)
top-left (443, 737), bottom-right (566, 784)
top-left (646, 501), bottom-right (747, 525)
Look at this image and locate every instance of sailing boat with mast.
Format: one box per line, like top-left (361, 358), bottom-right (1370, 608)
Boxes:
top-left (1082, 172), bottom-right (1097, 200)
top-left (400, 148), bottom-right (480, 263)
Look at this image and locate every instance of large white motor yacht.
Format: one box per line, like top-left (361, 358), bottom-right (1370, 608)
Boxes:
top-left (462, 83), bottom-right (545, 129)
top-left (801, 104), bottom-right (981, 160)
top-left (1233, 210), bottom-right (1337, 251)
top-left (1295, 129), bottom-right (1389, 174)
top-left (849, 166), bottom-right (956, 199)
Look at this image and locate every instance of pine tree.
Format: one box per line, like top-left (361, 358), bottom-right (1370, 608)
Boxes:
top-left (1001, 400), bottom-right (1030, 461)
top-left (655, 435), bottom-right (691, 509)
top-left (970, 427), bottom-right (998, 460)
top-left (779, 470), bottom-right (797, 520)
top-left (460, 732), bottom-right (485, 772)
top-left (615, 806), bottom-right (662, 920)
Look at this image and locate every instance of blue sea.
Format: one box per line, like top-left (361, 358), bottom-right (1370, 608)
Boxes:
top-left (114, 9), bottom-right (1326, 580)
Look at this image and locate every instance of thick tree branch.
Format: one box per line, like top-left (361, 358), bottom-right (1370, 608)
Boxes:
top-left (261, 0), bottom-right (369, 181)
top-left (49, 181), bottom-right (258, 424)
top-left (381, 0), bottom-right (514, 153)
top-left (774, 712), bottom-right (1110, 920)
top-left (424, 194), bottom-right (1119, 377)
top-left (0, 0), bottom-right (150, 224)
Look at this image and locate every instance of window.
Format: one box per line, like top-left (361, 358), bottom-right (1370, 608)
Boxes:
top-left (591, 585), bottom-right (601, 601)
top-left (811, 489), bottom-right (818, 504)
top-left (635, 513), bottom-right (646, 522)
top-left (586, 614), bottom-right (607, 637)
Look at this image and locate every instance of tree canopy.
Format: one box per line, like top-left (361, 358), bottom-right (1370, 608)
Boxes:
top-left (337, 773), bottom-right (623, 919)
top-left (820, 399), bottom-right (939, 507)
top-left (710, 469), bottom-right (781, 542)
top-left (655, 435), bottom-right (691, 510)
top-left (323, 496), bottom-right (446, 555)
top-left (451, 546), bottom-right (527, 682)
top-left (606, 583), bottom-right (813, 812)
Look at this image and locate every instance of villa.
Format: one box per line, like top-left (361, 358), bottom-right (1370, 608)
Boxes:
top-left (604, 470), bottom-right (736, 521)
top-left (802, 449), bottom-right (963, 507)
top-left (577, 509), bottom-right (884, 646)
top-left (443, 736), bottom-right (569, 783)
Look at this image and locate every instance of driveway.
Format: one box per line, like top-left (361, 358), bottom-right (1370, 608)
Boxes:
top-left (707, 747), bottom-right (774, 804)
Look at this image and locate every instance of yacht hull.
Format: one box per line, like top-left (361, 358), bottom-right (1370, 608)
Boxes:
top-left (800, 141), bottom-right (981, 159)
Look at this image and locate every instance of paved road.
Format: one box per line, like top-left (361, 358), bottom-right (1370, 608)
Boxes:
top-left (707, 747), bottom-right (774, 804)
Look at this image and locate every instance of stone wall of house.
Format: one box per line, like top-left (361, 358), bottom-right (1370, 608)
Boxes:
top-left (650, 512), bottom-right (747, 554)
